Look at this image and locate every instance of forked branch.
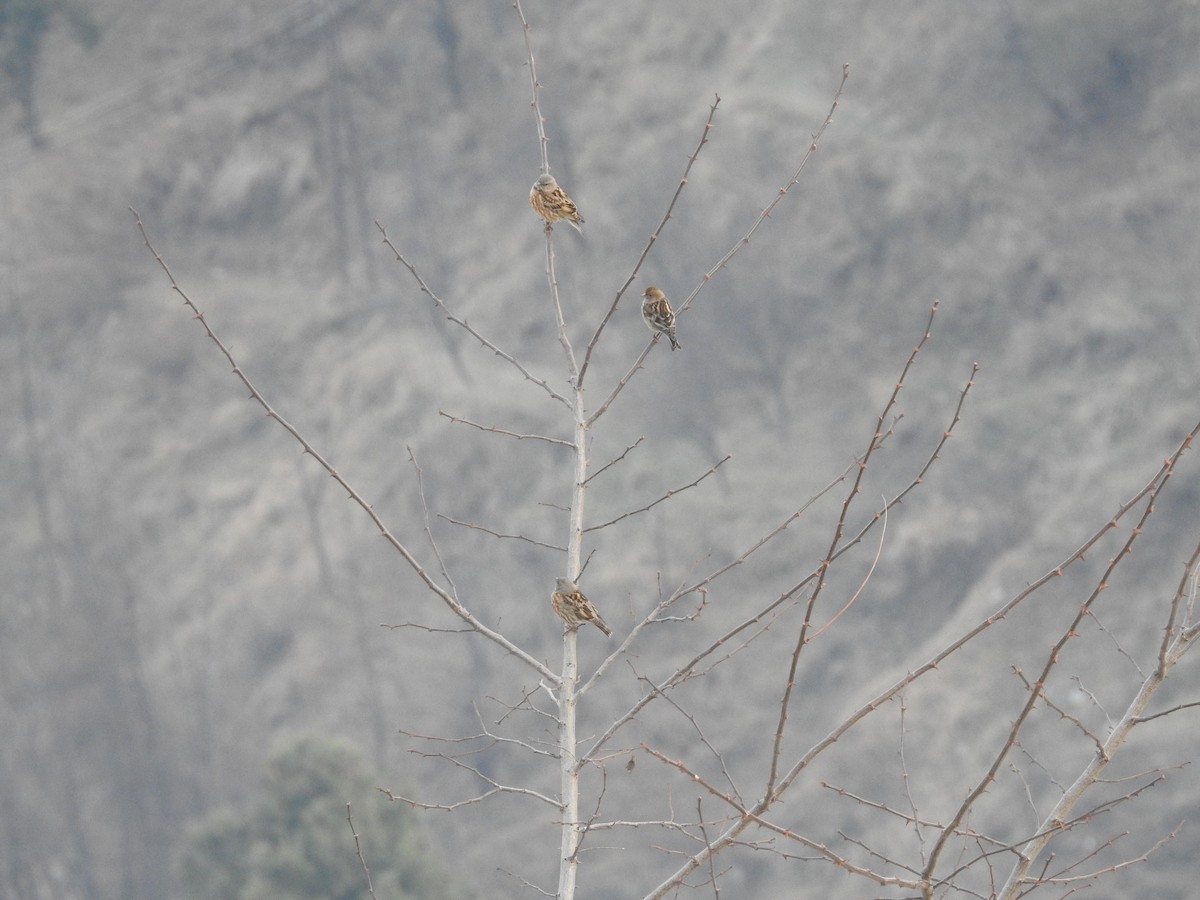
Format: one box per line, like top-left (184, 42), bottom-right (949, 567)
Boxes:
top-left (578, 95), bottom-right (722, 388)
top-left (766, 301), bottom-right (947, 794)
top-left (590, 64), bottom-right (851, 427)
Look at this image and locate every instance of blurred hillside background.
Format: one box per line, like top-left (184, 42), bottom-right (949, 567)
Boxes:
top-left (2, 0), bottom-right (1199, 897)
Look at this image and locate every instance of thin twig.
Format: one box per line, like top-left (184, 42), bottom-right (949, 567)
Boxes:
top-left (583, 436), bottom-right (645, 485)
top-left (407, 446), bottom-right (458, 600)
top-left (819, 780), bottom-right (991, 845)
top-left (439, 411), bottom-right (573, 447)
top-left (696, 798), bottom-right (720, 899)
top-left (803, 495), bottom-right (887, 644)
top-left (376, 220), bottom-right (570, 408)
top-left (437, 514), bottom-right (566, 552)
top-left (625, 661), bottom-right (743, 804)
top-left (897, 694), bottom-right (928, 862)
top-left (378, 755), bottom-right (559, 810)
top-left (1013, 668), bottom-right (1105, 757)
top-left (346, 803), bottom-right (378, 900)
top-left (1158, 539), bottom-right (1200, 670)
top-left (584, 455), bottom-right (731, 532)
top-left (542, 216), bottom-right (580, 379)
top-left (499, 866), bottom-right (556, 899)
top-left (1038, 825), bottom-right (1179, 887)
top-left (1133, 699), bottom-right (1200, 725)
top-left (512, 0), bottom-right (549, 174)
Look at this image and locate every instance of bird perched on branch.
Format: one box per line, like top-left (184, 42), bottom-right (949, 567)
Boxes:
top-left (551, 577), bottom-right (611, 636)
top-left (530, 174), bottom-right (584, 232)
top-left (642, 287), bottom-right (681, 351)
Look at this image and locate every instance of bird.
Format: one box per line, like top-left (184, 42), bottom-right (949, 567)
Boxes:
top-left (530, 174), bottom-right (584, 232)
top-left (551, 577), bottom-right (611, 636)
top-left (642, 287), bottom-right (681, 351)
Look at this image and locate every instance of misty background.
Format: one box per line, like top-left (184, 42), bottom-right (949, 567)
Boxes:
top-left (3, 0), bottom-right (1199, 897)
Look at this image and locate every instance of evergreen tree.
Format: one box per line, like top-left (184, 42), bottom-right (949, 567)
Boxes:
top-left (178, 736), bottom-right (462, 900)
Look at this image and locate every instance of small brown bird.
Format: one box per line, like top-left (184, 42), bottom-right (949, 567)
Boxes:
top-left (530, 174), bottom-right (584, 232)
top-left (551, 577), bottom-right (611, 636)
top-left (642, 287), bottom-right (681, 351)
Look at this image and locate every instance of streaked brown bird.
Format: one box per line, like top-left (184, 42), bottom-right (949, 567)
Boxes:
top-left (551, 577), bottom-right (611, 636)
top-left (530, 174), bottom-right (584, 232)
top-left (642, 286), bottom-right (681, 351)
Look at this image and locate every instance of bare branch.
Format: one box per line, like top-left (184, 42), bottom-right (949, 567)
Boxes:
top-left (407, 446), bottom-right (458, 600)
top-left (498, 867), bottom-right (556, 899)
top-left (584, 455), bottom-right (731, 533)
top-left (380, 621), bottom-right (473, 634)
top-left (819, 780), bottom-right (996, 846)
top-left (540, 220), bottom-right (581, 380)
top-left (346, 803), bottom-right (378, 900)
top-left (1011, 738), bottom-right (1066, 801)
top-left (437, 514), bottom-right (566, 552)
top-left (132, 209), bottom-right (560, 686)
top-left (622, 662), bottom-right (743, 804)
top-left (590, 65), bottom-right (850, 427)
top-left (1013, 668), bottom-right (1106, 756)
top-left (643, 421), bottom-right (1198, 898)
top-left (936, 774), bottom-right (1170, 892)
top-left (375, 220), bottom-right (571, 408)
top-left (570, 768), bottom-right (609, 864)
top-left (677, 445), bottom-right (869, 595)
top-left (992, 434), bottom-right (1200, 899)
top-left (597, 459), bottom-right (860, 700)
top-left (1159, 538), bottom-right (1200, 669)
top-left (1069, 673), bottom-right (1117, 732)
top-left (581, 388), bottom-right (927, 755)
top-left (380, 749), bottom-right (559, 810)
top-left (696, 798), bottom-right (720, 899)
top-left (681, 64), bottom-right (850, 317)
top-left (1085, 607), bottom-right (1145, 679)
top-left (897, 695), bottom-right (929, 862)
top-left (439, 411), bottom-right (573, 447)
top-left (578, 95), bottom-right (722, 389)
top-left (804, 494), bottom-right (888, 644)
top-left (398, 710), bottom-right (559, 762)
top-left (766, 303), bottom-right (946, 796)
top-left (512, 0), bottom-right (549, 174)
top-left (1133, 699), bottom-right (1200, 725)
top-left (585, 817), bottom-right (731, 835)
top-left (377, 784), bottom-right (505, 812)
top-left (583, 436), bottom-right (645, 485)
top-left (490, 684), bottom-right (560, 729)
top-left (1039, 824), bottom-right (1180, 887)
top-left (641, 744), bottom-right (927, 893)
top-left (935, 441), bottom-right (1185, 891)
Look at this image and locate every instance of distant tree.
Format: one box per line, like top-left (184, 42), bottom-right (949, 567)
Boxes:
top-left (0, 0), bottom-right (99, 145)
top-left (177, 736), bottom-right (462, 900)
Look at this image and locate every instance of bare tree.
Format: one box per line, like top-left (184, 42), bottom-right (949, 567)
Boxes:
top-left (133, 3), bottom-right (1200, 896)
